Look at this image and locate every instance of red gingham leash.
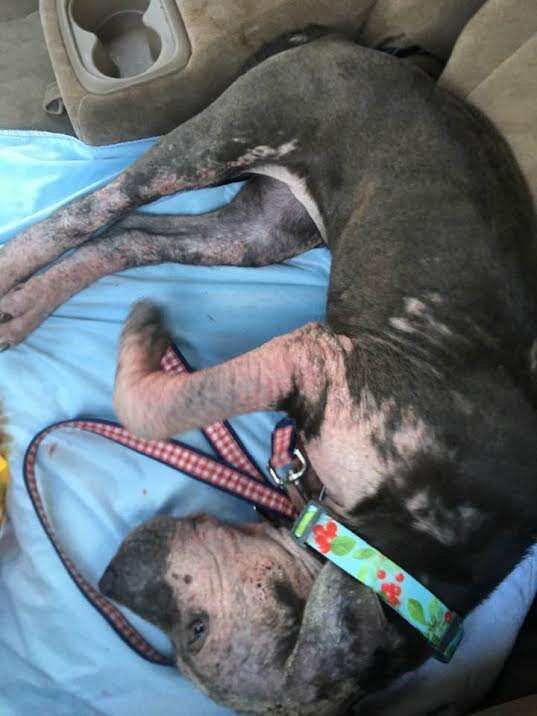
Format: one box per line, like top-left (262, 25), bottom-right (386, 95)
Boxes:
top-left (23, 344), bottom-right (298, 666)
top-left (269, 417), bottom-right (297, 469)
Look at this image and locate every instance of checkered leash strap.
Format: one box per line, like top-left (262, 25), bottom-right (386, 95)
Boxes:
top-left (269, 417), bottom-right (298, 469)
top-left (23, 344), bottom-right (297, 666)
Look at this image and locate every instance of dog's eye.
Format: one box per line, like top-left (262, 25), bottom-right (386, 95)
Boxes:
top-left (187, 613), bottom-right (209, 653)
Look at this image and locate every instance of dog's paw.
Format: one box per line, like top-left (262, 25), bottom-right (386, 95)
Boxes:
top-left (0, 277), bottom-right (55, 349)
top-left (119, 300), bottom-right (171, 371)
top-left (114, 301), bottom-right (173, 440)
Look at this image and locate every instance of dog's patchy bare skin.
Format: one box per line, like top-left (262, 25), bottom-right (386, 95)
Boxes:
top-left (100, 515), bottom-right (418, 715)
top-left (4, 29), bottom-right (537, 715)
top-left (114, 301), bottom-right (348, 443)
top-left (0, 177), bottom-right (319, 345)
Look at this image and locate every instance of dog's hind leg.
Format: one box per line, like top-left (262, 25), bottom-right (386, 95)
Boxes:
top-left (114, 301), bottom-right (349, 441)
top-left (0, 178), bottom-right (320, 347)
top-left (0, 49), bottom-right (326, 299)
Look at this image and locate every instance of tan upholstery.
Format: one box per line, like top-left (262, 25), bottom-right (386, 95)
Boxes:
top-left (0, 0), bottom-right (39, 23)
top-left (440, 0), bottom-right (537, 96)
top-left (0, 11), bottom-right (73, 134)
top-left (439, 0), bottom-right (537, 204)
top-left (359, 0), bottom-right (488, 59)
top-left (40, 0), bottom-right (375, 145)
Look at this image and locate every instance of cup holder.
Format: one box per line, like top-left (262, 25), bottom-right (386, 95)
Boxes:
top-left (61, 0), bottom-right (191, 93)
top-left (71, 0), bottom-right (161, 79)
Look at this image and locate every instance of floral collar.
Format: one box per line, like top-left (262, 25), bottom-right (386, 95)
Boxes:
top-left (292, 501), bottom-right (464, 662)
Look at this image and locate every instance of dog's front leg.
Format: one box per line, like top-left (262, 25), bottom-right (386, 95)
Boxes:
top-left (113, 301), bottom-right (349, 441)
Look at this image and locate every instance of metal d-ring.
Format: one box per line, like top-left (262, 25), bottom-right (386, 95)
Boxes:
top-left (268, 448), bottom-right (307, 488)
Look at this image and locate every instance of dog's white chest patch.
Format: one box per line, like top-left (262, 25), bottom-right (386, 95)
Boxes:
top-left (250, 164), bottom-right (327, 240)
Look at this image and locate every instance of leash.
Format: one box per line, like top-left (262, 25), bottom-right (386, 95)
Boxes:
top-left (23, 343), bottom-right (464, 665)
top-left (23, 344), bottom-right (298, 666)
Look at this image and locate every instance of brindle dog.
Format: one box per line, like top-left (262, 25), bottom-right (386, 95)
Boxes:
top-left (1, 29), bottom-right (536, 716)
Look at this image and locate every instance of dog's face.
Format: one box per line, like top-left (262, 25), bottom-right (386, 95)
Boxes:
top-left (100, 514), bottom-right (403, 714)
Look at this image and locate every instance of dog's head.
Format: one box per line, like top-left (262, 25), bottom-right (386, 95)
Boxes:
top-left (100, 514), bottom-right (412, 714)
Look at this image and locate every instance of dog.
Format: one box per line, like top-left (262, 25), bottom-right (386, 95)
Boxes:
top-left (2, 29), bottom-right (537, 715)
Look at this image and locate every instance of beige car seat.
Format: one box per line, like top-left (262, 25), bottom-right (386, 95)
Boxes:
top-left (0, 2), bottom-right (73, 135)
top-left (440, 0), bottom-right (537, 205)
top-left (39, 0), bottom-right (376, 145)
top-left (359, 0), bottom-right (488, 59)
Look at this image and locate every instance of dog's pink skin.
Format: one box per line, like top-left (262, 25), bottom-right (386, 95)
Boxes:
top-left (114, 304), bottom-right (348, 440)
top-left (164, 517), bottom-right (321, 712)
top-left (0, 147), bottom-right (238, 307)
top-left (0, 229), bottom-right (166, 344)
top-left (0, 177), bottom-right (318, 346)
top-left (0, 178), bottom-right (133, 298)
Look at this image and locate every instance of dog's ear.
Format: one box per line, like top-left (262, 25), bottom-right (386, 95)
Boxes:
top-left (283, 562), bottom-right (409, 710)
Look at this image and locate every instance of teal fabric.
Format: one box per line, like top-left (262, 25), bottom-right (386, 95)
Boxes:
top-left (0, 130), bottom-right (535, 716)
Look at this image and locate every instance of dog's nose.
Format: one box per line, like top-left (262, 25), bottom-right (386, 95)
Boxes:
top-left (97, 516), bottom-right (178, 613)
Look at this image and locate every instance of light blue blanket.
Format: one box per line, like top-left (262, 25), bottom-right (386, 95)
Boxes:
top-left (0, 131), bottom-right (535, 716)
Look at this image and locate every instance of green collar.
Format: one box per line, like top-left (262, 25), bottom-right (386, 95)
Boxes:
top-left (292, 501), bottom-right (464, 663)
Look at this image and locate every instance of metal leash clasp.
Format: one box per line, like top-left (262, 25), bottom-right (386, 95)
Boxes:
top-left (268, 448), bottom-right (309, 503)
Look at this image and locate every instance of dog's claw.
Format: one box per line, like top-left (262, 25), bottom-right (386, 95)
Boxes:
top-left (0, 313), bottom-right (13, 323)
top-left (0, 342), bottom-right (10, 352)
